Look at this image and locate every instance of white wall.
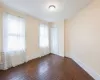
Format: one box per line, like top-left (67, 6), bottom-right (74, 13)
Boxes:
top-left (65, 0), bottom-right (100, 78)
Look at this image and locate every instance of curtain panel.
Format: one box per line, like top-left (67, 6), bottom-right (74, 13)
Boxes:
top-left (0, 13), bottom-right (26, 70)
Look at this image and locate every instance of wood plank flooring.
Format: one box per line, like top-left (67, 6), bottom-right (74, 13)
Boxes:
top-left (0, 54), bottom-right (94, 80)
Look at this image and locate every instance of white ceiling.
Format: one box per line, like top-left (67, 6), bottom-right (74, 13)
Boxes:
top-left (1, 0), bottom-right (91, 22)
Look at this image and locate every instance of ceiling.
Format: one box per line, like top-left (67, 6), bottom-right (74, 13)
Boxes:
top-left (1, 0), bottom-right (91, 22)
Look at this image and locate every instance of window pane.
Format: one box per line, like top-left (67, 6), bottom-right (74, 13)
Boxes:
top-left (19, 37), bottom-right (25, 50)
top-left (19, 20), bottom-right (25, 36)
top-left (8, 17), bottom-right (20, 35)
top-left (7, 36), bottom-right (25, 51)
top-left (39, 24), bottom-right (49, 47)
top-left (40, 25), bottom-right (44, 36)
top-left (7, 36), bottom-right (19, 51)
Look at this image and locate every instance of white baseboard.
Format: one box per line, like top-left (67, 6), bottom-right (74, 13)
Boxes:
top-left (26, 53), bottom-right (50, 62)
top-left (26, 53), bottom-right (41, 62)
top-left (57, 54), bottom-right (64, 57)
top-left (71, 55), bottom-right (100, 80)
top-left (51, 53), bottom-right (64, 57)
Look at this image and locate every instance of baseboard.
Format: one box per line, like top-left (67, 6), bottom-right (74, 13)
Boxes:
top-left (71, 55), bottom-right (100, 80)
top-left (26, 53), bottom-right (41, 62)
top-left (26, 53), bottom-right (50, 62)
top-left (58, 54), bottom-right (64, 57)
top-left (50, 53), bottom-right (64, 57)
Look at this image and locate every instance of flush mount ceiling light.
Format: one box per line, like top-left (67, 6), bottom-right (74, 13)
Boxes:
top-left (48, 5), bottom-right (56, 11)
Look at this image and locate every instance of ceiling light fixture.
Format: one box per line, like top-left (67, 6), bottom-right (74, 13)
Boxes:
top-left (49, 5), bottom-right (56, 11)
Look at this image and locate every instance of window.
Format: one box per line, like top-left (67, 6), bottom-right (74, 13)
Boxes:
top-left (3, 13), bottom-right (25, 52)
top-left (39, 23), bottom-right (49, 48)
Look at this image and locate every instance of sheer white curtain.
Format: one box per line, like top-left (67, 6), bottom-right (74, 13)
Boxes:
top-left (3, 13), bottom-right (26, 69)
top-left (39, 23), bottom-right (49, 56)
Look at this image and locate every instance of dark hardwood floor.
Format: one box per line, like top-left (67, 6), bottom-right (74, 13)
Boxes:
top-left (0, 54), bottom-right (94, 80)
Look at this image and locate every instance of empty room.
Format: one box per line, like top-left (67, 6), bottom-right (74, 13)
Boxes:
top-left (0, 0), bottom-right (100, 80)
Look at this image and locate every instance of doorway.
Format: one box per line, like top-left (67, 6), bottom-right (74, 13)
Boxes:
top-left (50, 27), bottom-right (59, 55)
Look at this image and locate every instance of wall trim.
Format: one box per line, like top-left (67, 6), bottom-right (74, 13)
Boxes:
top-left (51, 53), bottom-right (64, 57)
top-left (26, 53), bottom-right (51, 62)
top-left (57, 54), bottom-right (64, 57)
top-left (26, 53), bottom-right (41, 62)
top-left (71, 55), bottom-right (100, 80)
